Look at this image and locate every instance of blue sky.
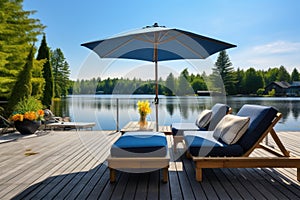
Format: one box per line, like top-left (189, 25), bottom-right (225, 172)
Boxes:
top-left (23, 0), bottom-right (300, 80)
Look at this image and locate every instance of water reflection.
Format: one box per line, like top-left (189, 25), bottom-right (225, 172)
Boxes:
top-left (52, 99), bottom-right (70, 119)
top-left (166, 98), bottom-right (174, 116)
top-left (52, 95), bottom-right (300, 131)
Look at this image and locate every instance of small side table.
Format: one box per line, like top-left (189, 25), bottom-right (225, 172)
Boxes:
top-left (121, 121), bottom-right (155, 133)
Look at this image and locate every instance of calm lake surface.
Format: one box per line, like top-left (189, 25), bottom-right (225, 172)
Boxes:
top-left (53, 95), bottom-right (300, 131)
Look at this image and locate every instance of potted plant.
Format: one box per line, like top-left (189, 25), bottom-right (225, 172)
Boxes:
top-left (11, 96), bottom-right (44, 135)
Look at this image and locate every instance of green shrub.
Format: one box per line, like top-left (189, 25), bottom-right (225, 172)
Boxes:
top-left (268, 89), bottom-right (276, 97)
top-left (256, 88), bottom-right (265, 96)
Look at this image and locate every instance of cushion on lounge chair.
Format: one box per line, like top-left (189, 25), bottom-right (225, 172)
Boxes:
top-left (111, 131), bottom-right (167, 157)
top-left (195, 109), bottom-right (212, 128)
top-left (171, 103), bottom-right (230, 136)
top-left (184, 131), bottom-right (244, 157)
top-left (236, 104), bottom-right (278, 152)
top-left (213, 115), bottom-right (250, 144)
top-left (207, 103), bottom-right (229, 131)
top-left (184, 104), bottom-right (278, 157)
top-left (171, 123), bottom-right (203, 136)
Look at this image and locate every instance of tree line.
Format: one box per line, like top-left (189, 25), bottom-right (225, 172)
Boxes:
top-left (71, 51), bottom-right (299, 96)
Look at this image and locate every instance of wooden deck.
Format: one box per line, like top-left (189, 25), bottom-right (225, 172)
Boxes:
top-left (0, 130), bottom-right (299, 199)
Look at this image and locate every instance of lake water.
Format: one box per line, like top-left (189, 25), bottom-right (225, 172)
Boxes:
top-left (53, 95), bottom-right (300, 131)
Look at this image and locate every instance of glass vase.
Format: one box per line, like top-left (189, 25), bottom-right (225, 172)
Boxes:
top-left (139, 114), bottom-right (147, 129)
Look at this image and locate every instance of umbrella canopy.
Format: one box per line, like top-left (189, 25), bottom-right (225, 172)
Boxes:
top-left (81, 23), bottom-right (236, 131)
top-left (82, 23), bottom-right (236, 61)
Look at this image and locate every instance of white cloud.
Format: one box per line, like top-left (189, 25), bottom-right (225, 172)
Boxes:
top-left (253, 41), bottom-right (300, 54)
top-left (231, 40), bottom-right (300, 72)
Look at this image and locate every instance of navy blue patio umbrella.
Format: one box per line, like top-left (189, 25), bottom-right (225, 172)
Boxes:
top-left (81, 23), bottom-right (236, 131)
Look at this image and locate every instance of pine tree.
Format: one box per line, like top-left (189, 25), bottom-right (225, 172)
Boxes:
top-left (165, 73), bottom-right (175, 95)
top-left (37, 34), bottom-right (53, 107)
top-left (242, 68), bottom-right (264, 94)
top-left (291, 68), bottom-right (300, 82)
top-left (212, 50), bottom-right (236, 95)
top-left (0, 0), bottom-right (44, 99)
top-left (177, 68), bottom-right (192, 95)
top-left (60, 61), bottom-right (71, 96)
top-left (50, 48), bottom-right (71, 97)
top-left (277, 65), bottom-right (290, 82)
top-left (7, 47), bottom-right (34, 112)
top-left (264, 68), bottom-right (279, 85)
top-left (235, 68), bottom-right (244, 94)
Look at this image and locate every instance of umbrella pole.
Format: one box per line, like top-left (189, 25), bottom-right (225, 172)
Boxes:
top-left (154, 44), bottom-right (159, 132)
top-left (155, 60), bottom-right (159, 132)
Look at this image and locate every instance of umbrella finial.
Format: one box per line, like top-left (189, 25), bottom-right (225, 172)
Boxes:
top-left (143, 23), bottom-right (166, 29)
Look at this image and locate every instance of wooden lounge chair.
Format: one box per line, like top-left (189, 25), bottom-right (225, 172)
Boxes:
top-left (183, 104), bottom-right (300, 182)
top-left (171, 103), bottom-right (231, 150)
top-left (107, 131), bottom-right (170, 183)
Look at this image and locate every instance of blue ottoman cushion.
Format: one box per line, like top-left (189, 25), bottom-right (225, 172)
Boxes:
top-left (111, 132), bottom-right (168, 157)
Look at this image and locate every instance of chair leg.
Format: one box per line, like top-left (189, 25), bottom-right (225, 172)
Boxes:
top-left (173, 136), bottom-right (183, 152)
top-left (195, 166), bottom-right (203, 182)
top-left (109, 168), bottom-right (116, 183)
top-left (162, 167), bottom-right (169, 183)
top-left (173, 136), bottom-right (178, 151)
top-left (297, 168), bottom-right (300, 182)
top-left (186, 151), bottom-right (192, 159)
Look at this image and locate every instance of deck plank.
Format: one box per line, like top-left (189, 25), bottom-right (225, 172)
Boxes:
top-left (87, 167), bottom-right (111, 200)
top-left (209, 168), bottom-right (242, 200)
top-left (134, 173), bottom-right (150, 200)
top-left (73, 164), bottom-right (107, 199)
top-left (122, 174), bottom-right (139, 199)
top-left (159, 177), bottom-right (171, 200)
top-left (219, 168), bottom-right (256, 200)
top-left (0, 130), bottom-right (299, 199)
top-left (147, 170), bottom-right (160, 200)
top-left (182, 156), bottom-right (208, 200)
top-left (175, 158), bottom-right (196, 200)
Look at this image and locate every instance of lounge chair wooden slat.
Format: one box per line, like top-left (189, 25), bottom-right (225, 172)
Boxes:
top-left (258, 143), bottom-right (290, 157)
top-left (269, 127), bottom-right (290, 156)
top-left (193, 157), bottom-right (300, 182)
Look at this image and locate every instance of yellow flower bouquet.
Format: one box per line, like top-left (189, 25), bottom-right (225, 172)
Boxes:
top-left (137, 100), bottom-right (151, 127)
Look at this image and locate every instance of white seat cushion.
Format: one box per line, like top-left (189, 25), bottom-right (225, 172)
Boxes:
top-left (213, 114), bottom-right (250, 144)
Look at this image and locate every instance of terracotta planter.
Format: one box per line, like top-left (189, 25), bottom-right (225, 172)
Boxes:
top-left (14, 119), bottom-right (41, 135)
